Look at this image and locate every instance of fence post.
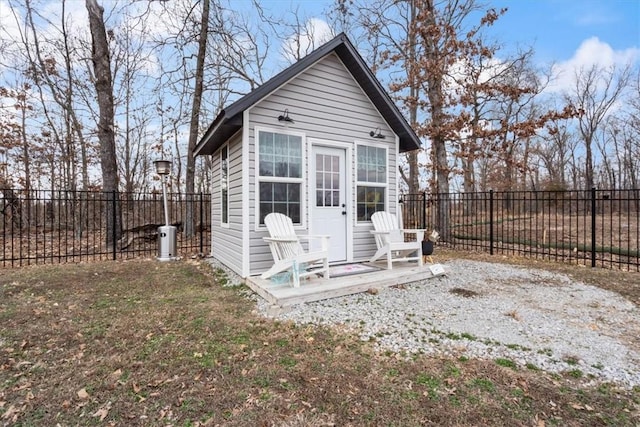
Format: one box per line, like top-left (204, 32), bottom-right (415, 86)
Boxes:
top-left (112, 189), bottom-right (117, 261)
top-left (489, 190), bottom-right (494, 256)
top-left (422, 192), bottom-right (427, 230)
top-left (591, 187), bottom-right (596, 268)
top-left (199, 192), bottom-right (204, 254)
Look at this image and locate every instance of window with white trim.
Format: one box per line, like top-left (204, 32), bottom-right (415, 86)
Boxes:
top-left (356, 144), bottom-right (387, 222)
top-left (257, 130), bottom-right (302, 225)
top-left (221, 144), bottom-right (229, 225)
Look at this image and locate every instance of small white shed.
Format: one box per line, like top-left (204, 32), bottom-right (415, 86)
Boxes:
top-left (194, 33), bottom-right (421, 279)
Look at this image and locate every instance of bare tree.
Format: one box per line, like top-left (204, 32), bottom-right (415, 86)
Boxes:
top-left (86, 0), bottom-right (121, 244)
top-left (565, 63), bottom-right (631, 189)
top-left (21, 0), bottom-right (93, 192)
top-left (343, 0), bottom-right (424, 194)
top-left (182, 0), bottom-right (210, 236)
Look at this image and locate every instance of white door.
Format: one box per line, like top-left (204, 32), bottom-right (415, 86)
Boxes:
top-left (311, 145), bottom-right (347, 263)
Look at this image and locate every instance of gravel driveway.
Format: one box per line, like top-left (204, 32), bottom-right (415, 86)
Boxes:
top-left (257, 259), bottom-right (640, 388)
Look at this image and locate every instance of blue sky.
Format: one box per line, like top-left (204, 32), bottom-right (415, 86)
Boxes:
top-left (256, 0), bottom-right (639, 74)
top-left (488, 0), bottom-right (639, 63)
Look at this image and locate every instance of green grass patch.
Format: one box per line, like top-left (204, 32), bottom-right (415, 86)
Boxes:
top-left (495, 358), bottom-right (518, 370)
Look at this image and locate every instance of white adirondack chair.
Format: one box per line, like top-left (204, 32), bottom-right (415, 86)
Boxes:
top-left (369, 211), bottom-right (424, 269)
top-left (260, 213), bottom-right (330, 287)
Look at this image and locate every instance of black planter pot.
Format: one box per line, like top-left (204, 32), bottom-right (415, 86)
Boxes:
top-left (422, 240), bottom-right (434, 256)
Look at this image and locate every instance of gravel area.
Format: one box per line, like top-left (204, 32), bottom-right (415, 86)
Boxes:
top-left (255, 259), bottom-right (640, 388)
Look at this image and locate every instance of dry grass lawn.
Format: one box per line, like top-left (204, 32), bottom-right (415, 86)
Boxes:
top-left (0, 253), bottom-right (639, 426)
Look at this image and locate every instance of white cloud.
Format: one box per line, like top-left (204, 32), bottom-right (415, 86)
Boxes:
top-left (547, 37), bottom-right (640, 93)
top-left (281, 18), bottom-right (334, 63)
top-left (573, 6), bottom-right (617, 26)
top-left (0, 0), bottom-right (22, 39)
top-left (0, 0), bottom-right (25, 75)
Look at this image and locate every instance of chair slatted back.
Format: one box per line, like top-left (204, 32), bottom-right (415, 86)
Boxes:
top-left (371, 212), bottom-right (403, 245)
top-left (264, 213), bottom-right (304, 261)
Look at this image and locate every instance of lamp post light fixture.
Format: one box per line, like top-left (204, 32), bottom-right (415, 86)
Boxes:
top-left (154, 160), bottom-right (171, 226)
top-left (154, 159), bottom-right (177, 261)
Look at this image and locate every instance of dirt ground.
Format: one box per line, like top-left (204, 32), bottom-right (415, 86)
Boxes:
top-left (438, 249), bottom-right (640, 307)
top-left (0, 255), bottom-right (639, 425)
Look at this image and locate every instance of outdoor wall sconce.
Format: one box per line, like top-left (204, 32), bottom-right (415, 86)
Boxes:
top-left (278, 109), bottom-right (294, 123)
top-left (369, 127), bottom-right (385, 139)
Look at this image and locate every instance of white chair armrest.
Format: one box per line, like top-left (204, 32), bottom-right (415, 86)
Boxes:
top-left (298, 235), bottom-right (330, 251)
top-left (297, 235), bottom-right (330, 240)
top-left (263, 236), bottom-right (299, 243)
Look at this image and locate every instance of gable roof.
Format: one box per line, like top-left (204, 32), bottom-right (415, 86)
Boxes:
top-left (194, 33), bottom-right (421, 156)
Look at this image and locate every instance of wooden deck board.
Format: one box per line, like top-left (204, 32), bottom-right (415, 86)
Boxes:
top-left (245, 262), bottom-right (443, 307)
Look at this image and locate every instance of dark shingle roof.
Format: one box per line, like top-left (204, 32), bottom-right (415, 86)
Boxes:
top-left (194, 33), bottom-right (420, 156)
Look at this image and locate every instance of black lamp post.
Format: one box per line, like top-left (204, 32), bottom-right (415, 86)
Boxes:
top-left (154, 159), bottom-right (177, 261)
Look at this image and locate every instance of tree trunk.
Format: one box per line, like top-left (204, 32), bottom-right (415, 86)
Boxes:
top-left (584, 134), bottom-right (594, 188)
top-left (184, 0), bottom-right (210, 237)
top-left (86, 0), bottom-right (121, 245)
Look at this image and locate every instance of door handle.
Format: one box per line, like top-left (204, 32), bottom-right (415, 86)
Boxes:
top-left (341, 204), bottom-right (346, 215)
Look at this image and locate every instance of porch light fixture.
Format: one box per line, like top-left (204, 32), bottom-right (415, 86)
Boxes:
top-left (154, 159), bottom-right (177, 261)
top-left (278, 109), bottom-right (294, 123)
top-left (369, 127), bottom-right (385, 139)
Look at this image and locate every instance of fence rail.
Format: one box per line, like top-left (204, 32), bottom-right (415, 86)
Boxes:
top-left (3, 188), bottom-right (639, 271)
top-left (401, 188), bottom-right (640, 271)
top-left (0, 189), bottom-right (211, 267)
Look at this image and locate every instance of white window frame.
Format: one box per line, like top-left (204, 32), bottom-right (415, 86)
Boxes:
top-left (220, 143), bottom-right (229, 227)
top-left (356, 143), bottom-right (388, 223)
top-left (254, 126), bottom-right (306, 230)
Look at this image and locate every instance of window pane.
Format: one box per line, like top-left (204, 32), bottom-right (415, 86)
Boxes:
top-left (288, 183), bottom-right (300, 201)
top-left (332, 155), bottom-right (339, 172)
top-left (221, 146), bottom-right (229, 224)
top-left (289, 162), bottom-right (301, 178)
top-left (357, 145), bottom-right (386, 184)
top-left (275, 159), bottom-right (288, 177)
top-left (260, 160), bottom-right (273, 177)
top-left (259, 202), bottom-right (271, 225)
top-left (316, 190), bottom-right (323, 207)
top-left (258, 182), bottom-right (302, 225)
top-left (259, 131), bottom-right (302, 178)
top-left (259, 183), bottom-right (271, 201)
top-left (324, 191), bottom-right (332, 206)
top-left (289, 203), bottom-right (300, 223)
top-left (222, 189), bottom-right (228, 223)
top-left (274, 183), bottom-right (287, 201)
top-left (357, 186), bottom-right (385, 221)
top-left (275, 133), bottom-right (287, 152)
top-left (332, 172), bottom-right (339, 189)
top-left (259, 132), bottom-right (273, 154)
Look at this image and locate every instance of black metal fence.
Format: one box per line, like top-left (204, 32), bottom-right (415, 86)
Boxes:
top-left (0, 189), bottom-right (211, 267)
top-left (401, 188), bottom-right (640, 271)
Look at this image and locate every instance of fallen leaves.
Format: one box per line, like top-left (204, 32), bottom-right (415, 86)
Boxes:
top-left (571, 403), bottom-right (595, 411)
top-left (92, 401), bottom-right (112, 421)
top-left (1, 403), bottom-right (24, 423)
